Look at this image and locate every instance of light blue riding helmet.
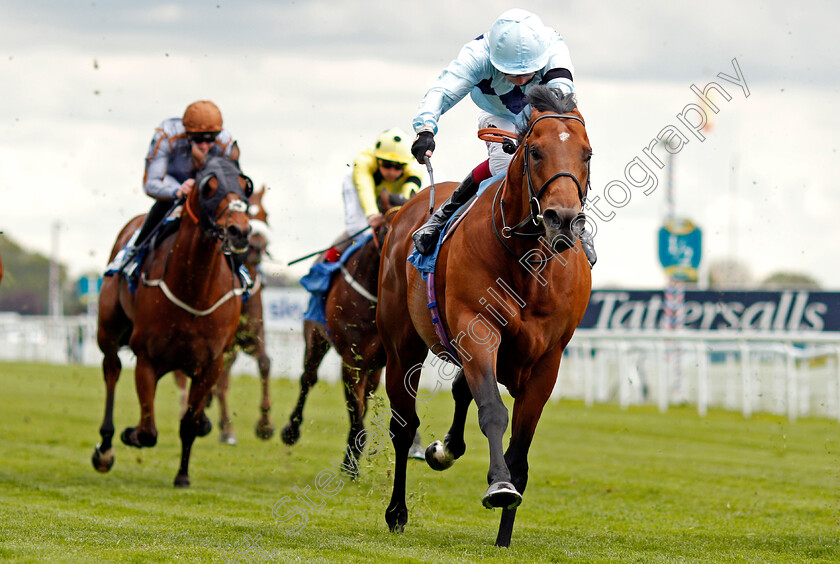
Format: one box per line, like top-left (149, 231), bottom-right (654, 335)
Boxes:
top-left (487, 9), bottom-right (551, 75)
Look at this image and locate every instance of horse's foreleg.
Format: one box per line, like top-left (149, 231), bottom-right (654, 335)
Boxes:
top-left (92, 352), bottom-right (122, 472)
top-left (425, 368), bottom-right (471, 470)
top-left (174, 363), bottom-right (218, 488)
top-left (120, 356), bottom-right (159, 449)
top-left (495, 356), bottom-right (558, 547)
top-left (463, 358), bottom-right (520, 512)
top-left (254, 344), bottom-right (274, 439)
top-left (216, 352), bottom-right (236, 445)
top-left (281, 322), bottom-right (330, 445)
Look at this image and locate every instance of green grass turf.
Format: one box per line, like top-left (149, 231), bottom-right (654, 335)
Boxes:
top-left (0, 361), bottom-right (838, 563)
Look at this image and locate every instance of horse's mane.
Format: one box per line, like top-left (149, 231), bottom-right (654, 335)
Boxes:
top-left (526, 85), bottom-right (577, 114)
top-left (519, 86), bottom-right (578, 138)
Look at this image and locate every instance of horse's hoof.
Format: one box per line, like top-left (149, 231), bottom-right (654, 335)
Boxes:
top-left (425, 440), bottom-right (455, 471)
top-left (174, 474), bottom-right (191, 488)
top-left (385, 505), bottom-right (408, 533)
top-left (120, 427), bottom-right (140, 448)
top-left (255, 420), bottom-right (275, 440)
top-left (121, 427), bottom-right (157, 448)
top-left (482, 481), bottom-right (522, 510)
top-left (280, 423), bottom-right (300, 445)
top-left (91, 444), bottom-right (115, 473)
top-left (196, 414), bottom-right (212, 437)
top-left (219, 431), bottom-right (238, 446)
top-left (407, 442), bottom-right (426, 461)
top-left (340, 453), bottom-right (360, 480)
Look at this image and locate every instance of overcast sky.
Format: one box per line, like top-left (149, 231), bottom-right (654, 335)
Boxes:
top-left (1, 0), bottom-right (838, 290)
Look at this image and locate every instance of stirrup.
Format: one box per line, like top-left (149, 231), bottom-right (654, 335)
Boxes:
top-left (104, 230), bottom-right (141, 276)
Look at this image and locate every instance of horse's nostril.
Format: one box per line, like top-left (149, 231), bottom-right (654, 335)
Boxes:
top-left (227, 225), bottom-right (243, 240)
top-left (542, 209), bottom-right (560, 228)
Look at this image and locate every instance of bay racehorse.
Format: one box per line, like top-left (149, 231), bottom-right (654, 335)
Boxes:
top-left (174, 185), bottom-right (274, 445)
top-left (93, 156), bottom-right (253, 487)
top-left (282, 198), bottom-right (423, 474)
top-left (377, 86), bottom-right (592, 546)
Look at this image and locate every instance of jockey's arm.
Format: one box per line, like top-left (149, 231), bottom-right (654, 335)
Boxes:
top-left (412, 39), bottom-right (488, 135)
top-left (352, 151), bottom-right (381, 218)
top-left (143, 132), bottom-right (182, 200)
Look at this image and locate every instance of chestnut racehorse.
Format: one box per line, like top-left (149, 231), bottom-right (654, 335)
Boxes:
top-left (282, 199), bottom-right (424, 473)
top-left (377, 86), bottom-right (592, 546)
top-left (93, 156), bottom-right (253, 487)
top-left (174, 185), bottom-right (274, 445)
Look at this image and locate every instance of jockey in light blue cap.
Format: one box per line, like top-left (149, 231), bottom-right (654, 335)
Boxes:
top-left (409, 9), bottom-right (596, 267)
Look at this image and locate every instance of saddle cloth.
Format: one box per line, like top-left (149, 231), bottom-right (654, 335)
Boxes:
top-left (301, 232), bottom-right (373, 325)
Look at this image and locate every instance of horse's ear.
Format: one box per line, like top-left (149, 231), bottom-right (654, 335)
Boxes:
top-left (198, 173), bottom-right (217, 199)
top-left (192, 143), bottom-right (207, 171)
top-left (240, 174), bottom-right (254, 198)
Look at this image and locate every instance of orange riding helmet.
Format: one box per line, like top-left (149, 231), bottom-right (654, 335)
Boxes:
top-left (183, 100), bottom-right (223, 133)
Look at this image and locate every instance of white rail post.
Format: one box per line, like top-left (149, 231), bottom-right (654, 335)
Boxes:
top-left (696, 341), bottom-right (708, 417)
top-left (739, 341), bottom-right (752, 418)
top-left (786, 342), bottom-right (798, 422)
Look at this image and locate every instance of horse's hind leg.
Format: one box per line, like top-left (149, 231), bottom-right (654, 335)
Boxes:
top-left (93, 280), bottom-right (129, 472)
top-left (174, 371), bottom-right (188, 419)
top-left (92, 351), bottom-right (122, 472)
top-left (216, 351), bottom-right (237, 445)
top-left (382, 341), bottom-right (425, 533)
top-left (425, 368), bottom-right (472, 470)
top-left (281, 321), bottom-right (330, 445)
top-left (253, 343), bottom-right (274, 440)
top-left (120, 356), bottom-right (160, 448)
top-left (339, 363), bottom-right (366, 477)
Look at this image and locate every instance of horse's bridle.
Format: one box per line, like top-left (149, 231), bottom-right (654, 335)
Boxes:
top-left (487, 113), bottom-right (590, 261)
top-left (185, 172), bottom-right (253, 255)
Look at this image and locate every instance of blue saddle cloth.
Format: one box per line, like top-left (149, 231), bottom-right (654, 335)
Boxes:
top-left (301, 233), bottom-right (372, 324)
top-left (408, 171), bottom-right (506, 279)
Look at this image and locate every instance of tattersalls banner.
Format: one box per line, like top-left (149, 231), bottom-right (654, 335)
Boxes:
top-left (580, 290), bottom-right (840, 332)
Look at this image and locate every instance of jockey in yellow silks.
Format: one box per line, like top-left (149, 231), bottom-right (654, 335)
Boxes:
top-left (342, 128), bottom-right (423, 234)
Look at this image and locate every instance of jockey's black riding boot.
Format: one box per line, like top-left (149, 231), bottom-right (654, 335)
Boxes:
top-left (135, 199), bottom-right (171, 246)
top-left (106, 199), bottom-right (171, 275)
top-left (580, 227), bottom-right (597, 268)
top-left (412, 172), bottom-right (480, 256)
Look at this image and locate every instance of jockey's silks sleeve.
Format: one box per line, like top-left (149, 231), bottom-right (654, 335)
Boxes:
top-left (352, 148), bottom-right (424, 216)
top-left (412, 32), bottom-right (575, 135)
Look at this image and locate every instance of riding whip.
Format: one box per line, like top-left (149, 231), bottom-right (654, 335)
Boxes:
top-left (286, 225), bottom-right (371, 266)
top-left (425, 156), bottom-right (436, 214)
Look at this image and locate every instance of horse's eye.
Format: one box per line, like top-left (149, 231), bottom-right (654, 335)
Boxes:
top-left (529, 146), bottom-right (541, 160)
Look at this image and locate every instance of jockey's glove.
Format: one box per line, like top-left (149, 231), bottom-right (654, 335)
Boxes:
top-left (411, 131), bottom-right (435, 164)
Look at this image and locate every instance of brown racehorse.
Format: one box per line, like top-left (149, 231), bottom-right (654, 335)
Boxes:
top-left (282, 197), bottom-right (424, 474)
top-left (377, 86), bottom-right (592, 546)
top-left (174, 185), bottom-right (274, 445)
top-left (92, 156), bottom-right (253, 487)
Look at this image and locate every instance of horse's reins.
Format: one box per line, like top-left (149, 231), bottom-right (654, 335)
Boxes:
top-left (339, 207), bottom-right (399, 303)
top-left (479, 113), bottom-right (590, 259)
top-left (142, 186), bottom-right (252, 317)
